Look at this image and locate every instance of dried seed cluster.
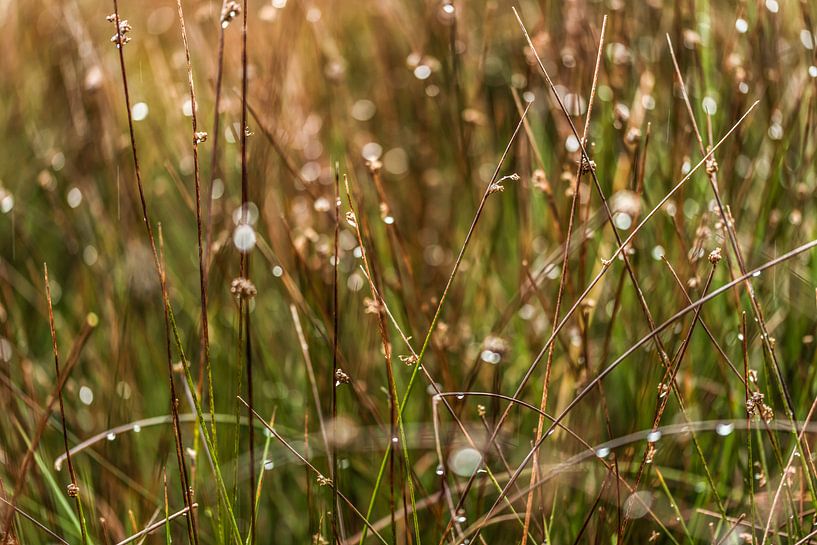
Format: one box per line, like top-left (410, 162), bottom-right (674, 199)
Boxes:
top-left (230, 277), bottom-right (257, 300)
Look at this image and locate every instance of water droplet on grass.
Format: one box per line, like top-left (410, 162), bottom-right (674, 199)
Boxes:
top-left (233, 224), bottom-right (257, 253)
top-left (716, 422), bottom-right (734, 436)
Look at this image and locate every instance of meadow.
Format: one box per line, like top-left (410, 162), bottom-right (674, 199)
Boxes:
top-left (2, 0), bottom-right (817, 543)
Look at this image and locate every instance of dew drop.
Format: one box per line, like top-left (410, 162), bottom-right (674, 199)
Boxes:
top-left (449, 447), bottom-right (482, 477)
top-left (233, 224), bottom-right (257, 253)
top-left (132, 102), bottom-right (149, 121)
top-left (413, 65), bottom-right (432, 80)
top-left (613, 212), bottom-right (632, 230)
top-left (67, 187), bottom-right (83, 209)
top-left (715, 422), bottom-right (734, 436)
top-left (232, 202), bottom-right (259, 226)
top-left (79, 386), bottom-right (94, 405)
top-left (362, 142), bottom-right (383, 161)
top-left (0, 193), bottom-right (13, 214)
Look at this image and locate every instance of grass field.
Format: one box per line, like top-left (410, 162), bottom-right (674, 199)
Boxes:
top-left (3, 0), bottom-right (817, 543)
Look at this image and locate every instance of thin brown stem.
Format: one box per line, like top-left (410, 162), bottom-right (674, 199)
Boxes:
top-left (521, 16), bottom-right (606, 545)
top-left (44, 264), bottom-right (88, 545)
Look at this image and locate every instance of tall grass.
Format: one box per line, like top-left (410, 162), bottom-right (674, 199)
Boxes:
top-left (3, 1), bottom-right (817, 544)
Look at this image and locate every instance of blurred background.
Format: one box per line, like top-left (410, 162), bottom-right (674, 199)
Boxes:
top-left (2, 0), bottom-right (817, 543)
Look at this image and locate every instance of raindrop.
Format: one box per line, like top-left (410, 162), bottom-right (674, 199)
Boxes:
top-left (67, 187), bottom-right (83, 208)
top-left (715, 422), bottom-right (734, 436)
top-left (413, 65), bottom-right (432, 80)
top-left (233, 224), bottom-right (257, 253)
top-left (79, 386), bottom-right (94, 405)
top-left (435, 464), bottom-right (445, 476)
top-left (132, 102), bottom-right (149, 121)
top-left (83, 245), bottom-right (99, 266)
top-left (802, 29), bottom-right (815, 50)
top-left (480, 350), bottom-right (501, 364)
top-left (735, 18), bottom-right (748, 33)
top-left (362, 142), bottom-right (383, 161)
top-left (613, 212), bottom-right (632, 230)
top-left (232, 202), bottom-right (259, 225)
top-left (133, 424), bottom-right (142, 433)
top-left (595, 447), bottom-right (611, 458)
top-left (646, 430), bottom-right (662, 442)
top-left (702, 96), bottom-right (717, 115)
top-left (0, 193), bottom-right (13, 214)
top-left (449, 448), bottom-right (482, 477)
top-left (565, 135), bottom-right (580, 153)
top-left (264, 460), bottom-right (275, 471)
top-left (107, 433), bottom-right (116, 441)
